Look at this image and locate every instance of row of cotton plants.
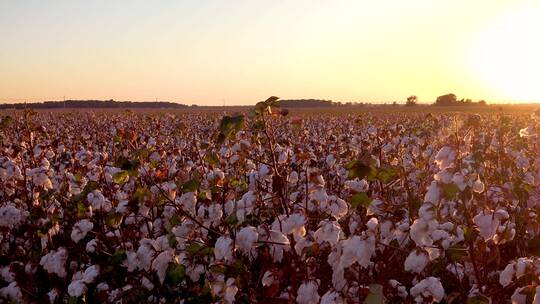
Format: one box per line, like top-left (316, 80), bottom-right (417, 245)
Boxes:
top-left (0, 103), bottom-right (540, 303)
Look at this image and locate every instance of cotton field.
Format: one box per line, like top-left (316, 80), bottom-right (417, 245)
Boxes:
top-left (1, 101), bottom-right (540, 303)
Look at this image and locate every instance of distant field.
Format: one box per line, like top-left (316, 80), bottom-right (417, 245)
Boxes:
top-left (3, 104), bottom-right (539, 115)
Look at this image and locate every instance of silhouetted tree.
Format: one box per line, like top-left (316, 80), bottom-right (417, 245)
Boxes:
top-left (406, 95), bottom-right (418, 106)
top-left (435, 93), bottom-right (457, 106)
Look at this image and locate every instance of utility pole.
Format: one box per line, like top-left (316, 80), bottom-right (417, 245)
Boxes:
top-left (63, 96), bottom-right (66, 109)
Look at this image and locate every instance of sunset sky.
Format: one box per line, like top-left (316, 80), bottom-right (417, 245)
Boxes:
top-left (1, 0), bottom-right (539, 105)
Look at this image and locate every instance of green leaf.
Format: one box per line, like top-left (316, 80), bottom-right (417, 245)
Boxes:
top-left (182, 178), bottom-right (200, 193)
top-left (106, 212), bottom-right (124, 228)
top-left (109, 250), bottom-right (127, 266)
top-left (467, 295), bottom-right (490, 304)
top-left (252, 120), bottom-right (265, 132)
top-left (186, 242), bottom-right (213, 257)
top-left (165, 263), bottom-right (186, 285)
top-left (209, 264), bottom-right (227, 274)
top-left (364, 284), bottom-right (384, 304)
top-left (0, 116), bottom-right (13, 129)
top-left (447, 246), bottom-right (467, 262)
top-left (217, 114), bottom-right (245, 143)
top-left (204, 152), bottom-right (220, 165)
top-left (442, 183), bottom-right (460, 199)
top-left (133, 187), bottom-right (149, 203)
top-left (77, 202), bottom-right (88, 218)
top-left (255, 101), bottom-right (268, 115)
top-left (347, 160), bottom-right (373, 180)
top-left (371, 166), bottom-right (398, 183)
top-left (225, 213), bottom-right (239, 226)
top-left (112, 170), bottom-right (129, 185)
top-left (265, 96), bottom-right (280, 105)
top-left (350, 192), bottom-right (373, 209)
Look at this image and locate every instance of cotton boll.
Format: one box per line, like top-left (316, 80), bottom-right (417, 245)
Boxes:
top-left (344, 179), bottom-right (369, 193)
top-left (235, 226), bottom-right (258, 256)
top-left (86, 239), bottom-right (98, 253)
top-left (452, 173), bottom-right (467, 191)
top-left (424, 181), bottom-right (440, 205)
top-left (71, 219), bottom-right (94, 243)
top-left (472, 177), bottom-right (485, 193)
top-left (262, 271), bottom-right (275, 287)
top-left (314, 221), bottom-right (343, 246)
top-left (366, 217), bottom-right (379, 231)
top-left (141, 276), bottom-right (154, 290)
top-left (68, 280), bottom-right (87, 297)
top-left (473, 210), bottom-right (501, 240)
top-left (410, 218), bottom-right (437, 247)
top-left (187, 264), bottom-right (206, 282)
top-left (0, 204), bottom-right (24, 228)
top-left (296, 281), bottom-right (320, 304)
top-left (327, 196), bottom-right (348, 220)
top-left (410, 277), bottom-right (445, 302)
top-left (497, 262), bottom-right (513, 287)
top-left (0, 282), bottom-right (22, 302)
top-left (340, 236), bottom-right (375, 268)
top-left (434, 146), bottom-right (455, 170)
top-left (224, 278), bottom-right (238, 304)
top-left (152, 250), bottom-right (175, 284)
top-left (404, 250), bottom-right (429, 273)
top-left (40, 248), bottom-right (68, 278)
top-left (434, 169), bottom-right (453, 184)
top-left (87, 190), bottom-right (112, 212)
top-left (321, 290), bottom-right (343, 304)
top-left (82, 265), bottom-right (99, 283)
top-left (214, 235), bottom-right (234, 263)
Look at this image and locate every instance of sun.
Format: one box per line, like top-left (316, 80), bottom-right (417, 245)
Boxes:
top-left (470, 5), bottom-right (540, 102)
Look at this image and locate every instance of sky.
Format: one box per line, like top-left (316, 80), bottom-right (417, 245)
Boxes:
top-left (1, 0), bottom-right (540, 105)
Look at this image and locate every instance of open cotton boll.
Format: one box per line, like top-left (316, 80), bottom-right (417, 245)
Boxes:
top-left (265, 230), bottom-right (290, 262)
top-left (40, 248), bottom-right (68, 278)
top-left (152, 250), bottom-right (175, 284)
top-left (410, 277), bottom-right (445, 303)
top-left (434, 146), bottom-right (455, 170)
top-left (0, 282), bottom-right (22, 302)
top-left (68, 280), bottom-right (87, 297)
top-left (235, 226), bottom-right (258, 256)
top-left (321, 290), bottom-right (344, 304)
top-left (71, 219), bottom-right (94, 243)
top-left (82, 265), bottom-right (99, 284)
top-left (472, 176), bottom-right (485, 193)
top-left (473, 210), bottom-right (508, 241)
top-left (87, 190), bottom-right (112, 212)
top-left (214, 235), bottom-right (234, 262)
top-left (405, 250), bottom-right (429, 273)
top-left (424, 182), bottom-right (441, 205)
top-left (314, 221), bottom-right (343, 246)
top-left (0, 204), bottom-right (24, 229)
top-left (340, 236), bottom-right (375, 269)
top-left (366, 217), bottom-right (379, 231)
top-left (344, 179), bottom-right (369, 193)
top-left (434, 169), bottom-right (453, 184)
top-left (296, 281), bottom-right (320, 304)
top-left (261, 271), bottom-right (275, 287)
top-left (410, 218), bottom-right (438, 247)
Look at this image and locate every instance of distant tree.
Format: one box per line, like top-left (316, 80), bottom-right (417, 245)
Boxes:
top-left (435, 93), bottom-right (457, 106)
top-left (478, 100), bottom-right (487, 105)
top-left (392, 101), bottom-right (398, 106)
top-left (406, 95), bottom-right (418, 106)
